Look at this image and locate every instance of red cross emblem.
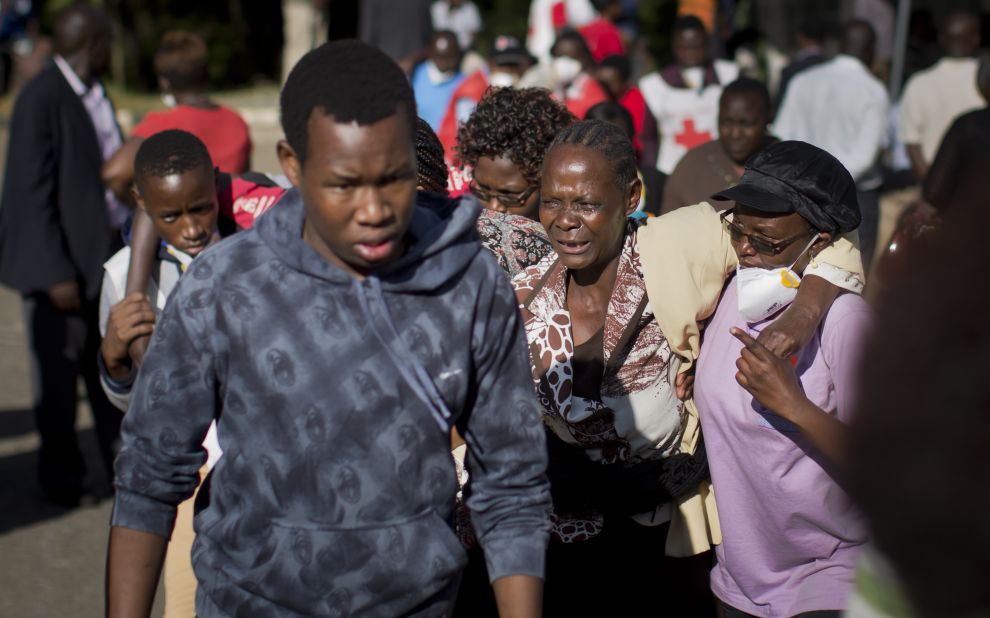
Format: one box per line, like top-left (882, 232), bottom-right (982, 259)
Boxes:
top-left (674, 118), bottom-right (712, 150)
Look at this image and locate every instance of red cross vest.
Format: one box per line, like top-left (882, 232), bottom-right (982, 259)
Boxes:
top-left (639, 60), bottom-right (738, 174)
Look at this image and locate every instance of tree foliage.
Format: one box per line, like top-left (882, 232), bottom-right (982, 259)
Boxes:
top-left (40, 0), bottom-right (282, 90)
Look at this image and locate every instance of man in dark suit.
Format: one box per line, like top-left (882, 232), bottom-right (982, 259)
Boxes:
top-left (0, 4), bottom-right (124, 506)
top-left (774, 19), bottom-right (829, 115)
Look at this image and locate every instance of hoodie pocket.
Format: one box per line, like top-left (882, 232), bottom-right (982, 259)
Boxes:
top-left (196, 508), bottom-right (468, 617)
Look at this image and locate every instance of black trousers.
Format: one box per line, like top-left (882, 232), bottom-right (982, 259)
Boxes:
top-left (453, 516), bottom-right (716, 617)
top-left (718, 599), bottom-right (841, 618)
top-left (543, 517), bottom-right (716, 617)
top-left (22, 293), bottom-right (122, 500)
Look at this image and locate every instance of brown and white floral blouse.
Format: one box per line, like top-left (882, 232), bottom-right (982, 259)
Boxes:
top-left (512, 227), bottom-right (687, 542)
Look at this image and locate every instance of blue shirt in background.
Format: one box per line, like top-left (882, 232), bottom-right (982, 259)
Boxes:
top-left (412, 61), bottom-right (465, 131)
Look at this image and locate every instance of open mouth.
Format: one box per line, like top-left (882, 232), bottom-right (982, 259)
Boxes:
top-left (354, 237), bottom-right (397, 262)
top-left (555, 239), bottom-right (591, 255)
top-left (184, 242), bottom-right (208, 256)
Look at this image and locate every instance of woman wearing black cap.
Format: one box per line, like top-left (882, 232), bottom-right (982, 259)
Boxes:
top-left (515, 125), bottom-right (865, 614)
top-left (693, 140), bottom-right (869, 617)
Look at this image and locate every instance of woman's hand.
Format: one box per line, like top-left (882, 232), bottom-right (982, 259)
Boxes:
top-left (731, 327), bottom-right (808, 420)
top-left (675, 369), bottom-right (694, 401)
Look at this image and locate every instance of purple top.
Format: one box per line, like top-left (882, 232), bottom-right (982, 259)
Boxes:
top-left (695, 280), bottom-right (869, 617)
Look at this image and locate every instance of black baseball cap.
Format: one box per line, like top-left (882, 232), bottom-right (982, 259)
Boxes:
top-left (489, 35), bottom-right (535, 66)
top-left (712, 140), bottom-right (861, 235)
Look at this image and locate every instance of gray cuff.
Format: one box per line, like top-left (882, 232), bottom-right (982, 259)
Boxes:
top-left (97, 350), bottom-right (136, 393)
top-left (482, 530), bottom-right (549, 583)
top-left (110, 489), bottom-right (177, 540)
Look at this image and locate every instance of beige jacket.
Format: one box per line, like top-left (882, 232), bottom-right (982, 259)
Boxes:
top-left (638, 202), bottom-right (865, 556)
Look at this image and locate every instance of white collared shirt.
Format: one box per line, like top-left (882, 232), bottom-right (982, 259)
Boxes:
top-left (774, 55), bottom-right (889, 188)
top-left (54, 55), bottom-right (129, 227)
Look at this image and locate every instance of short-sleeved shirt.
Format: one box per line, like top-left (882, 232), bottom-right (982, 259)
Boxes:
top-left (133, 105), bottom-right (252, 173)
top-left (898, 57), bottom-right (984, 164)
top-left (694, 280), bottom-right (869, 616)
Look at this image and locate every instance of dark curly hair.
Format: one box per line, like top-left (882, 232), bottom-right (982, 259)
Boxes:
top-left (455, 87), bottom-right (576, 187)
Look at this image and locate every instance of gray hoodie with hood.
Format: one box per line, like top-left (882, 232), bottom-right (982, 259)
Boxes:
top-left (111, 189), bottom-right (551, 617)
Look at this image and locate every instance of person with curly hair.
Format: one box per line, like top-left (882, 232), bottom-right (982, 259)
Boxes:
top-left (419, 110), bottom-right (555, 279)
top-left (456, 86), bottom-right (576, 220)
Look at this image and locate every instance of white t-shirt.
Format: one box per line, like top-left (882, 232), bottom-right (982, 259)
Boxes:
top-left (898, 57), bottom-right (984, 164)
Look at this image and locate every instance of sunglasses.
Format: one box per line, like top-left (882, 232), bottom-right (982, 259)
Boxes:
top-left (469, 179), bottom-right (537, 209)
top-left (720, 209), bottom-right (816, 256)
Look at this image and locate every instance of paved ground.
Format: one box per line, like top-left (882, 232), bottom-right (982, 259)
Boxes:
top-left (0, 93), bottom-right (284, 617)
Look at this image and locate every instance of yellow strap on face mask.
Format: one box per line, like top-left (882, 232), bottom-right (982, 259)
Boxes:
top-left (781, 270), bottom-right (801, 289)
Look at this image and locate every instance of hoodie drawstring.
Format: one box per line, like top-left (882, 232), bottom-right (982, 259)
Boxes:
top-left (354, 277), bottom-right (457, 436)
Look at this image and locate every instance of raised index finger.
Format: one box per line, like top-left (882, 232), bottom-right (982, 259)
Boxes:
top-left (730, 327), bottom-right (769, 357)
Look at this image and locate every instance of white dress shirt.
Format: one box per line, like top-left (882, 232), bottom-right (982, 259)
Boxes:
top-left (774, 55), bottom-right (889, 188)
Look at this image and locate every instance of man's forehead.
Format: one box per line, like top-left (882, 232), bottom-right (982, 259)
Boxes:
top-left (304, 112), bottom-right (414, 168)
top-left (140, 168), bottom-right (215, 198)
top-left (310, 106), bottom-right (414, 134)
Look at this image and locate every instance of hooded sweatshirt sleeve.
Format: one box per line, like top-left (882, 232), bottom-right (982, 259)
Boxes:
top-left (110, 277), bottom-right (216, 539)
top-left (459, 265), bottom-right (551, 582)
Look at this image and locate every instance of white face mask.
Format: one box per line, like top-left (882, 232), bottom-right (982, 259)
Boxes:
top-left (160, 93), bottom-right (177, 108)
top-left (736, 235), bottom-right (820, 323)
top-left (425, 60), bottom-right (457, 84)
top-left (489, 71), bottom-right (519, 88)
top-left (552, 56), bottom-right (582, 85)
top-left (682, 66), bottom-right (704, 89)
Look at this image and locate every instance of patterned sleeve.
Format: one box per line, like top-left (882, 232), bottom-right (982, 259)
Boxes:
top-left (459, 262), bottom-right (551, 582)
top-left (110, 277), bottom-right (217, 539)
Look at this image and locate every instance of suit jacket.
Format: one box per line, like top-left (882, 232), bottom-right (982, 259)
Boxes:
top-left (0, 62), bottom-right (116, 301)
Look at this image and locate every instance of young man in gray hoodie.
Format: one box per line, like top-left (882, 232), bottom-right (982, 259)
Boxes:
top-left (106, 41), bottom-right (551, 618)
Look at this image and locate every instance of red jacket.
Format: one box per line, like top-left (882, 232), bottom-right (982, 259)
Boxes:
top-left (562, 74), bottom-right (609, 120)
top-left (438, 69), bottom-right (490, 163)
top-left (619, 86), bottom-right (647, 153)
